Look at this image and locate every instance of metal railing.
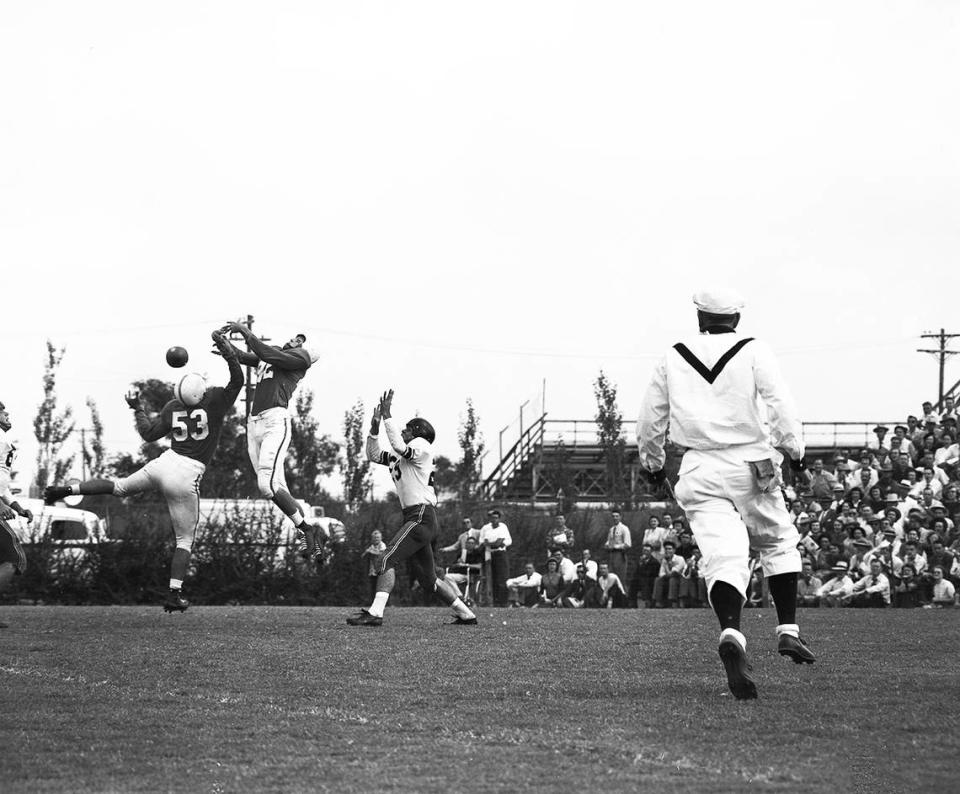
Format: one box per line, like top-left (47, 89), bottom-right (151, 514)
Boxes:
top-left (479, 414), bottom-right (547, 500)
top-left (800, 422), bottom-right (902, 450)
top-left (480, 416), bottom-right (909, 500)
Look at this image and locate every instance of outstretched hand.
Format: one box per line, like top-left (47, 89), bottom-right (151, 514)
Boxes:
top-left (124, 389), bottom-right (141, 409)
top-left (211, 330), bottom-right (237, 360)
top-left (221, 321), bottom-right (250, 337)
top-left (378, 389), bottom-right (394, 419)
top-left (369, 405), bottom-right (382, 434)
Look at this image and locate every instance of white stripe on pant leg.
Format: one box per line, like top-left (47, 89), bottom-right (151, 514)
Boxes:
top-left (379, 506), bottom-right (425, 572)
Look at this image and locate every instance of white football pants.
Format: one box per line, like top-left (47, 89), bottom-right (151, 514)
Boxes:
top-left (114, 449), bottom-right (205, 550)
top-left (673, 447), bottom-right (801, 604)
top-left (246, 407), bottom-right (292, 498)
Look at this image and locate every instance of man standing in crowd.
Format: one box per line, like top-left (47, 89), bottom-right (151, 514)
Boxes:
top-left (603, 509), bottom-right (632, 583)
top-left (478, 509), bottom-right (512, 607)
top-left (638, 288), bottom-right (815, 700)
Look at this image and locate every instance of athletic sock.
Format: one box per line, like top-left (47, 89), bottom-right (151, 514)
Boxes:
top-left (719, 627), bottom-right (747, 651)
top-left (776, 623), bottom-right (800, 638)
top-left (767, 572), bottom-right (799, 625)
top-left (368, 591), bottom-right (389, 618)
top-left (451, 598), bottom-right (475, 619)
top-left (709, 581), bottom-right (743, 631)
top-left (169, 579), bottom-right (183, 591)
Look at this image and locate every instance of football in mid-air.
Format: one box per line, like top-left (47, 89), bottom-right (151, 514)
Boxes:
top-left (166, 346), bottom-right (189, 368)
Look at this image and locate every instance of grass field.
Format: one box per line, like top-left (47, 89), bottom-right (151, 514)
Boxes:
top-left (1, 606), bottom-right (958, 793)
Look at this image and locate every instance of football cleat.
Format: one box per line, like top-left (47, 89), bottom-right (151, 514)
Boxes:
top-left (718, 638), bottom-right (758, 700)
top-left (448, 616), bottom-right (478, 625)
top-left (43, 485), bottom-right (73, 505)
top-left (295, 528), bottom-right (312, 559)
top-left (778, 634), bottom-right (816, 665)
top-left (346, 609), bottom-right (383, 627)
top-left (163, 590), bottom-right (190, 613)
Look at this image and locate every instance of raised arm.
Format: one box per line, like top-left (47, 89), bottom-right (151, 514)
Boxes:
top-left (365, 405), bottom-right (391, 465)
top-left (126, 389), bottom-right (172, 443)
top-left (210, 332), bottom-right (244, 404)
top-left (222, 322), bottom-right (311, 370)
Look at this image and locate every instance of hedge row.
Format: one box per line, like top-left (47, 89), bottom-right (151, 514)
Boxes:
top-left (6, 497), bottom-right (672, 606)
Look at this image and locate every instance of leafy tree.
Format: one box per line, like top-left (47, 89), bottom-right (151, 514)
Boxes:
top-left (594, 370), bottom-right (628, 507)
top-left (286, 388), bottom-right (339, 505)
top-left (432, 455), bottom-right (457, 498)
top-left (33, 340), bottom-right (75, 491)
top-left (82, 397), bottom-right (107, 479)
top-left (341, 399), bottom-right (371, 509)
top-left (455, 398), bottom-right (485, 501)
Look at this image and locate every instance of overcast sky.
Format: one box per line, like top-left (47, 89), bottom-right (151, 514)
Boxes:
top-left (2, 1), bottom-right (959, 497)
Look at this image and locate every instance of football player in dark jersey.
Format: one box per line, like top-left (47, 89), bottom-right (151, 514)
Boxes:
top-left (44, 332), bottom-right (243, 612)
top-left (217, 322), bottom-right (327, 562)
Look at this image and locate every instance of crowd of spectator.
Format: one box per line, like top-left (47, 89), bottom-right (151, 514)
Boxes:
top-left (395, 402), bottom-right (960, 611)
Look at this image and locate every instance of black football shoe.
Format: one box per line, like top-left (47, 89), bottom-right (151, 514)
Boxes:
top-left (778, 634), bottom-right (816, 664)
top-left (718, 638), bottom-right (758, 700)
top-left (346, 609), bottom-right (383, 627)
top-left (448, 616), bottom-right (478, 625)
top-left (44, 485), bottom-right (72, 505)
top-left (162, 590), bottom-right (190, 613)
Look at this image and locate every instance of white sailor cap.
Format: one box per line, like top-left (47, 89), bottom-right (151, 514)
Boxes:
top-left (692, 288), bottom-right (746, 315)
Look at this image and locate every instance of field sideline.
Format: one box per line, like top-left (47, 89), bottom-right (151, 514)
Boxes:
top-left (1, 606), bottom-right (958, 793)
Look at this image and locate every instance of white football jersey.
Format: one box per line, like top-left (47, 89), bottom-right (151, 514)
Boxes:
top-left (0, 429), bottom-right (16, 498)
top-left (366, 419), bottom-right (437, 508)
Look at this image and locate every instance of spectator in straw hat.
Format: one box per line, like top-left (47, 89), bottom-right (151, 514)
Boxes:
top-left (816, 562), bottom-right (854, 607)
top-left (869, 425), bottom-right (890, 451)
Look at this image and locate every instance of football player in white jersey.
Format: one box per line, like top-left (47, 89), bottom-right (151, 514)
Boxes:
top-left (347, 390), bottom-right (477, 626)
top-left (0, 401), bottom-right (33, 628)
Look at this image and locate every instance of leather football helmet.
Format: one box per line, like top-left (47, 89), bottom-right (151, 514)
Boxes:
top-left (405, 417), bottom-right (435, 445)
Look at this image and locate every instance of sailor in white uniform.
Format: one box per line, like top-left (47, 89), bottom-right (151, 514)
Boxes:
top-left (637, 288), bottom-right (815, 700)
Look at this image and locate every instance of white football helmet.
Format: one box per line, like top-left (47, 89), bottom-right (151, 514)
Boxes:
top-left (301, 340), bottom-right (320, 364)
top-left (175, 372), bottom-right (207, 407)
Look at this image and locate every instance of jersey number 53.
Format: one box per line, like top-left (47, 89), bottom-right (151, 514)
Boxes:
top-left (171, 409), bottom-right (209, 441)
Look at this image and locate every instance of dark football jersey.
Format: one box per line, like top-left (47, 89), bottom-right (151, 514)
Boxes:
top-left (134, 359), bottom-right (243, 465)
top-left (250, 348), bottom-right (311, 414)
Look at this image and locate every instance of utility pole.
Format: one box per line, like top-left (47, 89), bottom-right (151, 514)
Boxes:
top-left (223, 314), bottom-right (271, 420)
top-left (917, 328), bottom-right (960, 408)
